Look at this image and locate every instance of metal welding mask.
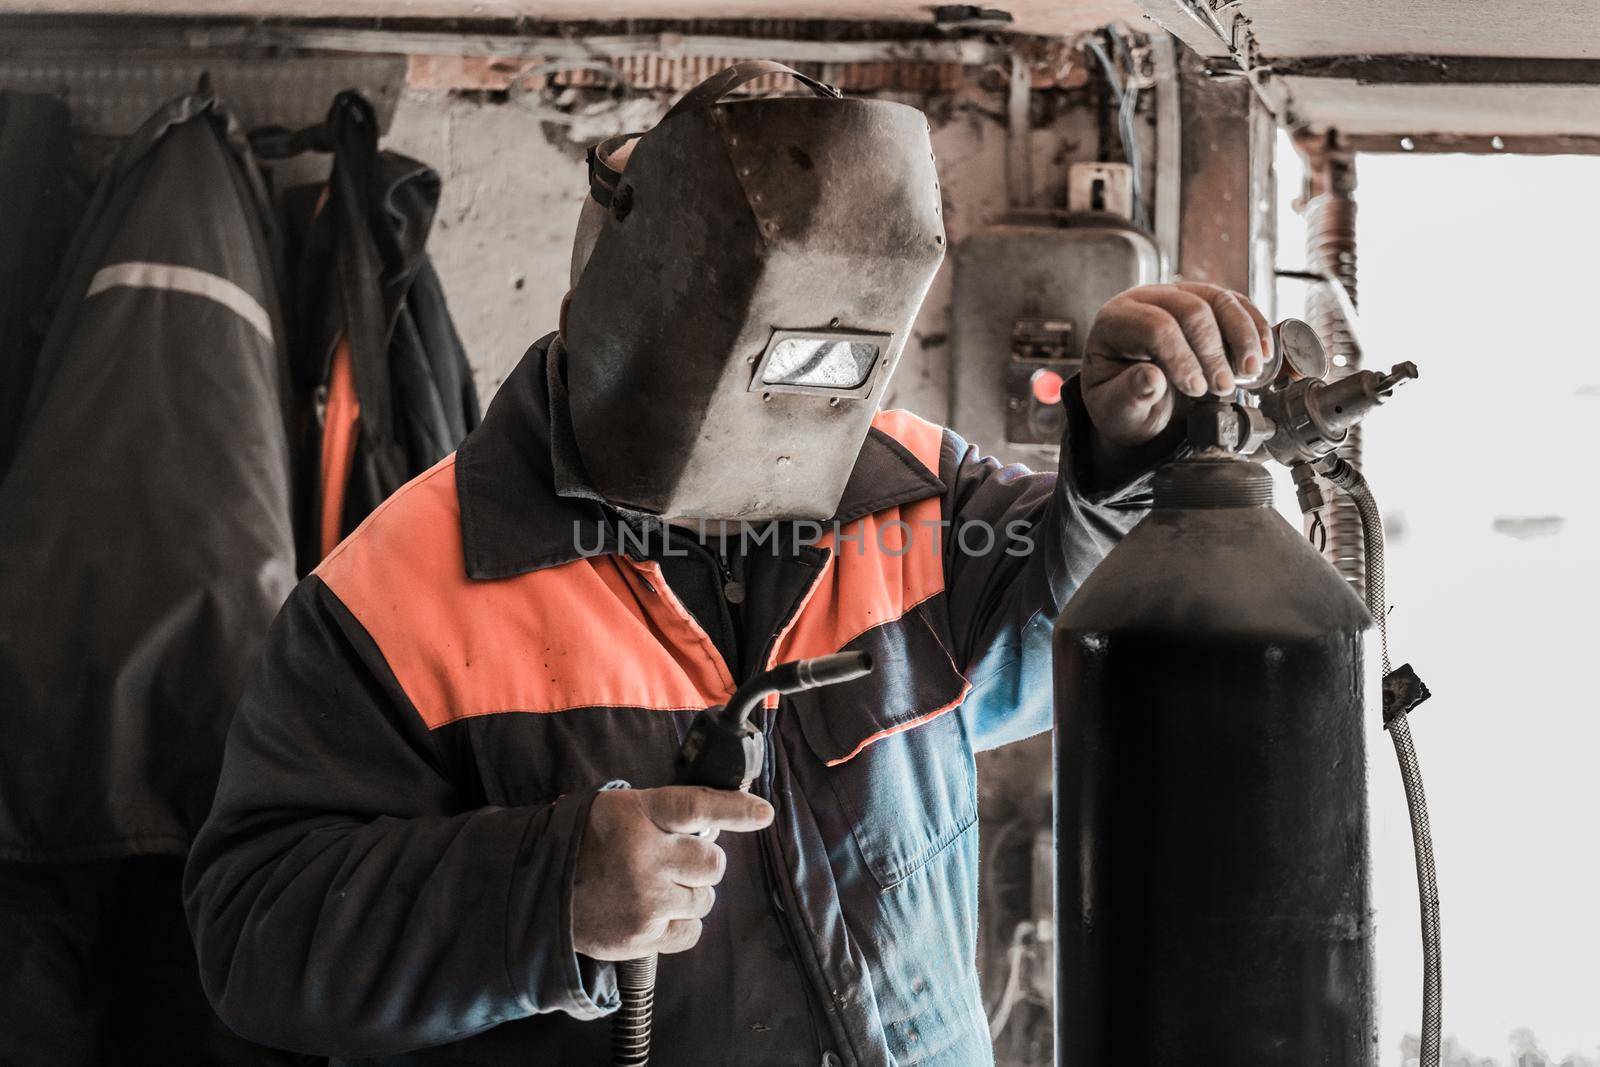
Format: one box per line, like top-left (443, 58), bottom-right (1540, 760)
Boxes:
top-left (564, 62), bottom-right (947, 522)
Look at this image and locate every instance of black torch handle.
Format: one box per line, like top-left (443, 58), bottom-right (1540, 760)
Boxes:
top-left (723, 651), bottom-right (874, 727)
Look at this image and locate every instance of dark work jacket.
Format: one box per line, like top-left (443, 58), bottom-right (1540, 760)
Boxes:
top-left (259, 90), bottom-right (480, 574)
top-left (0, 88), bottom-right (296, 861)
top-left (184, 335), bottom-right (1156, 1065)
top-left (0, 91), bottom-right (84, 482)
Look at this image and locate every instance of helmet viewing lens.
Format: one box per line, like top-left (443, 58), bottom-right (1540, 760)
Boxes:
top-left (755, 332), bottom-right (887, 395)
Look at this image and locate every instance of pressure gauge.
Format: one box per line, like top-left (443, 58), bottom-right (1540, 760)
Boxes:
top-left (1271, 318), bottom-right (1330, 382)
top-left (1234, 318), bottom-right (1330, 391)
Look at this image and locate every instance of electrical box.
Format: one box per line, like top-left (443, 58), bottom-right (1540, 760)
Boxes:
top-left (951, 214), bottom-right (1161, 466)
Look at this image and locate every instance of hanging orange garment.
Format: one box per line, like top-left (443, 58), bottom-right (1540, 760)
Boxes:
top-left (318, 336), bottom-right (361, 560)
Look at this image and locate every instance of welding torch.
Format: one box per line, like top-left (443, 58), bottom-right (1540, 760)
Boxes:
top-left (612, 650), bottom-right (875, 1066)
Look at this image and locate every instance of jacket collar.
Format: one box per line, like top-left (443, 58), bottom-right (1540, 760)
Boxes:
top-left (454, 334), bottom-right (945, 580)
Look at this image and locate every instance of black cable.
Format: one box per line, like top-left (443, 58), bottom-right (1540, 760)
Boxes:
top-left (1319, 456), bottom-right (1443, 1067)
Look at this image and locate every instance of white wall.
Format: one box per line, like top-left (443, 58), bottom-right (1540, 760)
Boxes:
top-left (382, 84), bottom-right (1104, 432)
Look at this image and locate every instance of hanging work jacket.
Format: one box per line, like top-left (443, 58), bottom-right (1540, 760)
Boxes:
top-left (256, 90), bottom-right (480, 574)
top-left (184, 335), bottom-right (1158, 1065)
top-left (0, 90), bottom-right (85, 482)
top-left (0, 86), bottom-right (296, 862)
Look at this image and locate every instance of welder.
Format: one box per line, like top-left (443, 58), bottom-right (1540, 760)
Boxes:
top-left (184, 62), bottom-right (1270, 1065)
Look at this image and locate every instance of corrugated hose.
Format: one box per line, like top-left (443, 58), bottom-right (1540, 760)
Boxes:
top-left (613, 955), bottom-right (657, 1066)
top-left (1319, 455), bottom-right (1443, 1067)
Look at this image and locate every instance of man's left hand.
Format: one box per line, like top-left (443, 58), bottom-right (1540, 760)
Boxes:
top-left (1081, 282), bottom-right (1270, 456)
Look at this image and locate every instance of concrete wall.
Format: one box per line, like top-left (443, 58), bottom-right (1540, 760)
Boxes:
top-left (381, 84), bottom-right (1105, 428)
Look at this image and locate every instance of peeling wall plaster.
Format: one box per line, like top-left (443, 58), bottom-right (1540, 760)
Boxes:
top-left (381, 84), bottom-right (1107, 424)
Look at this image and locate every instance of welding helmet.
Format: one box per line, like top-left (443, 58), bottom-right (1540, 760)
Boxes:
top-left (564, 61), bottom-right (947, 522)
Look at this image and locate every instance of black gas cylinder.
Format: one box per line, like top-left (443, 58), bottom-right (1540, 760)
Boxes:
top-left (1053, 456), bottom-right (1376, 1065)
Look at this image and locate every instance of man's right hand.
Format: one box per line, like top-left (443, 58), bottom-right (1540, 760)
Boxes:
top-left (572, 786), bottom-right (775, 961)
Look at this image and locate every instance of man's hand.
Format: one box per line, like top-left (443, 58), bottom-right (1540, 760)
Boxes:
top-left (1082, 282), bottom-right (1271, 452)
top-left (572, 786), bottom-right (774, 961)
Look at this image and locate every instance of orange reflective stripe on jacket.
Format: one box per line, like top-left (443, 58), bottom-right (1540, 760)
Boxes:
top-left (315, 456), bottom-right (737, 727)
top-left (767, 409), bottom-right (970, 761)
top-left (315, 409), bottom-right (959, 755)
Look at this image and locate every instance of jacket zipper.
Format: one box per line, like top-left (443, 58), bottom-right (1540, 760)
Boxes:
top-left (754, 732), bottom-right (841, 1064)
top-left (751, 547), bottom-right (860, 1067)
top-left (657, 533), bottom-right (849, 1062)
top-left (717, 541), bottom-right (746, 605)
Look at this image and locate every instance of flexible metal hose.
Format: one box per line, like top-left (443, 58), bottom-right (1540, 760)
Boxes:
top-left (1386, 714), bottom-right (1441, 1063)
top-left (1319, 456), bottom-right (1443, 1067)
top-left (613, 954), bottom-right (657, 1066)
top-left (1303, 166), bottom-right (1368, 592)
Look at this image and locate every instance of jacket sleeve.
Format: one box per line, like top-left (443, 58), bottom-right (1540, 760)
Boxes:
top-left (183, 576), bottom-right (617, 1059)
top-left (942, 376), bottom-right (1165, 752)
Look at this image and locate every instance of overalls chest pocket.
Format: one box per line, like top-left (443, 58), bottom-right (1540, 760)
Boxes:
top-left (790, 600), bottom-right (976, 891)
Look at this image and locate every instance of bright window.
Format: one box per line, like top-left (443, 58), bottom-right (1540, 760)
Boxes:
top-left (1279, 134), bottom-right (1600, 1065)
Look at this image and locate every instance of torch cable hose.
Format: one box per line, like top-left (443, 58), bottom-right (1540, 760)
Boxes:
top-left (613, 954), bottom-right (657, 1066)
top-left (1320, 457), bottom-right (1443, 1067)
